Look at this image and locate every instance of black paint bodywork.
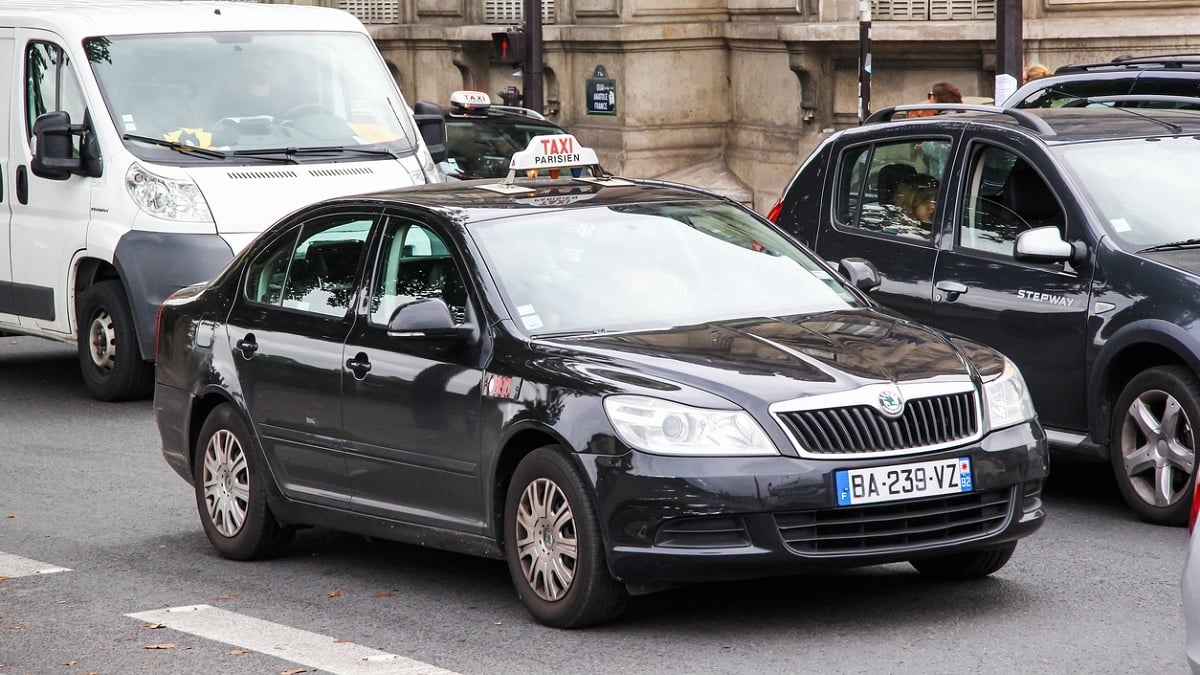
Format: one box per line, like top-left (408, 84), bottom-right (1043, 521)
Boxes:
top-left (774, 107), bottom-right (1200, 459)
top-left (155, 178), bottom-right (1047, 587)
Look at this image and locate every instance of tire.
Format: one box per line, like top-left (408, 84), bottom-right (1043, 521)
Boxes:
top-left (1110, 366), bottom-right (1200, 526)
top-left (194, 403), bottom-right (294, 561)
top-left (910, 542), bottom-right (1017, 580)
top-left (75, 280), bottom-right (153, 401)
top-left (503, 446), bottom-right (628, 628)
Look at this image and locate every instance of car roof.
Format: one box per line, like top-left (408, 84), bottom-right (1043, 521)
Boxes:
top-left (0, 0), bottom-right (360, 36)
top-left (860, 105), bottom-right (1200, 145)
top-left (315, 177), bottom-right (728, 221)
top-left (1005, 69), bottom-right (1200, 107)
top-left (445, 107), bottom-right (563, 128)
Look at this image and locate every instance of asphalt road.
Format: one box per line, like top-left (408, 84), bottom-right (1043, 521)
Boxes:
top-left (0, 336), bottom-right (1190, 674)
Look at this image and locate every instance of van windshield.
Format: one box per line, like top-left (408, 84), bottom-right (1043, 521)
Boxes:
top-left (84, 32), bottom-right (419, 159)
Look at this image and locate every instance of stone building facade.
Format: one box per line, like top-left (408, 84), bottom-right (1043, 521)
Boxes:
top-left (274, 0), bottom-right (1200, 212)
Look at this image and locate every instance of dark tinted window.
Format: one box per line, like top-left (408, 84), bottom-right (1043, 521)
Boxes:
top-left (245, 215), bottom-right (372, 317)
top-left (369, 219), bottom-right (468, 325)
top-left (444, 116), bottom-right (564, 178)
top-left (835, 139), bottom-right (951, 242)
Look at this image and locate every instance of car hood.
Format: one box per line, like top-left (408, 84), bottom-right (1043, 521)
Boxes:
top-left (548, 310), bottom-right (981, 408)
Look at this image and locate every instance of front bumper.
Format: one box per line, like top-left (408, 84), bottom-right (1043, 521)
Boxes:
top-left (587, 421), bottom-right (1048, 585)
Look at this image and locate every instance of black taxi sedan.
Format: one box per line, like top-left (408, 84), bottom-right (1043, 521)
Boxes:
top-left (154, 135), bottom-right (1048, 628)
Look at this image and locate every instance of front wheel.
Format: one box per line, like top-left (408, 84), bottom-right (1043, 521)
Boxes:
top-left (1111, 366), bottom-right (1200, 526)
top-left (75, 280), bottom-right (152, 401)
top-left (910, 542), bottom-right (1017, 580)
top-left (504, 447), bottom-right (628, 628)
top-left (194, 403), bottom-right (294, 560)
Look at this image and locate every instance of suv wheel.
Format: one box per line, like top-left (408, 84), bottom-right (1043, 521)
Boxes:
top-left (1111, 365), bottom-right (1200, 526)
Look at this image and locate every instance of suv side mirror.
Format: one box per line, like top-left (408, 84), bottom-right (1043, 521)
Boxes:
top-left (30, 110), bottom-right (101, 180)
top-left (413, 101), bottom-right (448, 164)
top-left (1014, 226), bottom-right (1086, 266)
top-left (838, 257), bottom-right (882, 293)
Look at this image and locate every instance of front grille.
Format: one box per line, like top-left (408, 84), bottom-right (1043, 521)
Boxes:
top-left (654, 516), bottom-right (751, 549)
top-left (776, 391), bottom-right (977, 455)
top-left (775, 487), bottom-right (1013, 555)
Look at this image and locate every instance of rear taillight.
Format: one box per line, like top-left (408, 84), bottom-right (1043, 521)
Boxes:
top-left (766, 196), bottom-right (783, 223)
top-left (1189, 479), bottom-right (1200, 532)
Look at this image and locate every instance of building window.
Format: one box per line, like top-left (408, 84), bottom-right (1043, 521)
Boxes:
top-left (871, 0), bottom-right (995, 20)
top-left (483, 0), bottom-right (556, 25)
top-left (340, 0), bottom-right (400, 24)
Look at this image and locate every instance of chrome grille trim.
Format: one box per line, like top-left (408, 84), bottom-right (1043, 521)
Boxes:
top-left (769, 381), bottom-right (983, 459)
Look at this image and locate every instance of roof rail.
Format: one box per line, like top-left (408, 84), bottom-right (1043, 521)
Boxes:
top-left (1061, 94), bottom-right (1200, 109)
top-left (864, 104), bottom-right (1055, 135)
top-left (1057, 54), bottom-right (1200, 73)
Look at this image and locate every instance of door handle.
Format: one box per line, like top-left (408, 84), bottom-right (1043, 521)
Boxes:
top-left (16, 165), bottom-right (27, 205)
top-left (235, 335), bottom-right (258, 359)
top-left (935, 280), bottom-right (968, 301)
top-left (346, 352), bottom-right (372, 380)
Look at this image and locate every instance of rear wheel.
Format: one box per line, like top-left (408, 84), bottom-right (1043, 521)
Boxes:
top-left (194, 403), bottom-right (293, 560)
top-left (1111, 366), bottom-right (1200, 526)
top-left (910, 542), bottom-right (1017, 580)
top-left (75, 280), bottom-right (152, 401)
top-left (503, 447), bottom-right (628, 628)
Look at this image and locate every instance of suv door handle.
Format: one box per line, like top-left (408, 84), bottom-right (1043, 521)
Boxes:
top-left (235, 335), bottom-right (258, 359)
top-left (935, 280), bottom-right (968, 301)
top-left (346, 352), bottom-right (372, 380)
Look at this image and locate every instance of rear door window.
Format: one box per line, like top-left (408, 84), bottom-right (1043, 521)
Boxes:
top-left (835, 138), bottom-right (952, 243)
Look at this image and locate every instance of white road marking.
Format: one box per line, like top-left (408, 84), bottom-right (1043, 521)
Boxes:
top-left (0, 551), bottom-right (72, 578)
top-left (126, 604), bottom-right (462, 675)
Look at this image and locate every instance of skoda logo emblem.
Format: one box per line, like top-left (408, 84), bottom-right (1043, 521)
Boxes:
top-left (878, 390), bottom-right (904, 416)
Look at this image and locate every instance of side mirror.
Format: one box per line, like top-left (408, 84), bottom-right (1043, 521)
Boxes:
top-left (838, 257), bottom-right (882, 293)
top-left (1014, 226), bottom-right (1086, 265)
top-left (387, 298), bottom-right (472, 339)
top-left (413, 101), bottom-right (448, 164)
top-left (30, 110), bottom-right (100, 180)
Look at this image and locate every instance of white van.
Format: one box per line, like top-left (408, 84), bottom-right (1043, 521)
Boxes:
top-left (3, 0), bottom-right (447, 400)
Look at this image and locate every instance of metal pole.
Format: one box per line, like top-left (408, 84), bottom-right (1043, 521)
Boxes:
top-left (522, 0), bottom-right (544, 113)
top-left (858, 0), bottom-right (872, 124)
top-left (995, 0), bottom-right (1022, 104)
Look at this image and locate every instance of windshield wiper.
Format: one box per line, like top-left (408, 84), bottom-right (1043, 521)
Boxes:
top-left (1138, 237), bottom-right (1200, 253)
top-left (531, 328), bottom-right (611, 339)
top-left (231, 145), bottom-right (398, 161)
top-left (122, 134), bottom-right (226, 159)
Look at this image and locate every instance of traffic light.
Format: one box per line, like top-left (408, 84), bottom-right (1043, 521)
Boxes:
top-left (491, 30), bottom-right (526, 65)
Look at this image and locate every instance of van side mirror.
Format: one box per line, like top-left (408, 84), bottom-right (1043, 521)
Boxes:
top-left (1014, 226), bottom-right (1086, 266)
top-left (412, 101), bottom-right (448, 164)
top-left (30, 110), bottom-right (101, 180)
top-left (838, 257), bottom-right (882, 293)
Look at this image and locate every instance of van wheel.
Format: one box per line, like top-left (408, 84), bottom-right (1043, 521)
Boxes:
top-left (1111, 366), bottom-right (1200, 526)
top-left (195, 403), bottom-right (294, 560)
top-left (76, 280), bottom-right (152, 401)
top-left (504, 447), bottom-right (628, 628)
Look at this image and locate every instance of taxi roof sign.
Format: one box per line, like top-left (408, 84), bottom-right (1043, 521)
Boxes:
top-left (450, 90), bottom-right (491, 111)
top-left (478, 133), bottom-right (632, 195)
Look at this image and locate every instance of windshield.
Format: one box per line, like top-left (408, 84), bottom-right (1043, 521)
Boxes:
top-left (84, 32), bottom-right (418, 159)
top-left (1057, 135), bottom-right (1200, 247)
top-left (469, 200), bottom-right (862, 335)
top-left (444, 116), bottom-right (564, 178)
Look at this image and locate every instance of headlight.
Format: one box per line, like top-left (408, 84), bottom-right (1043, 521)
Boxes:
top-left (602, 395), bottom-right (777, 456)
top-left (125, 162), bottom-right (213, 222)
top-left (982, 357), bottom-right (1036, 430)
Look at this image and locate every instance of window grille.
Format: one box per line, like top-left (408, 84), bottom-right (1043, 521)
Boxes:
top-left (872, 0), bottom-right (994, 19)
top-left (339, 0), bottom-right (400, 24)
top-left (483, 0), bottom-right (556, 25)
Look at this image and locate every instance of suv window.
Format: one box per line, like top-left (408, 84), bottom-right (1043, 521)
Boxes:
top-left (836, 139), bottom-right (951, 242)
top-left (245, 215), bottom-right (372, 317)
top-left (958, 146), bottom-right (1063, 257)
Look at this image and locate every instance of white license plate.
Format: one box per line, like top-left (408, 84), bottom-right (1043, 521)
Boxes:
top-left (835, 457), bottom-right (973, 506)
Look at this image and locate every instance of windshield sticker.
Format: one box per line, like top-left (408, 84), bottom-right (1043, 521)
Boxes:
top-left (121, 114), bottom-right (136, 132)
top-left (521, 313), bottom-right (544, 330)
top-left (1110, 217), bottom-right (1132, 232)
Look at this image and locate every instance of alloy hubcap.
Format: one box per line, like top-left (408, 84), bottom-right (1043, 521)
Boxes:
top-left (515, 477), bottom-right (577, 602)
top-left (87, 310), bottom-right (116, 371)
top-left (202, 429), bottom-right (250, 537)
top-left (1121, 388), bottom-right (1197, 507)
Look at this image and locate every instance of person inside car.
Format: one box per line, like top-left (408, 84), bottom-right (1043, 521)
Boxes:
top-left (887, 173), bottom-right (939, 238)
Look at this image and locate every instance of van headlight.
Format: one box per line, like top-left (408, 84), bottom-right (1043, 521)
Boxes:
top-left (982, 358), bottom-right (1036, 430)
top-left (603, 395), bottom-right (777, 456)
top-left (126, 162), bottom-right (213, 222)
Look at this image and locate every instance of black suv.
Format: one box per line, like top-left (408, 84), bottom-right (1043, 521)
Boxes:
top-left (1005, 53), bottom-right (1200, 108)
top-left (769, 102), bottom-right (1200, 525)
